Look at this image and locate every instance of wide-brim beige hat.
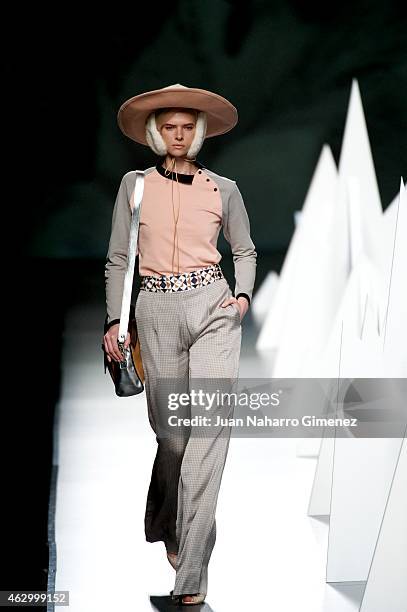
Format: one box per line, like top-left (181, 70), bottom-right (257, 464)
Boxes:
top-left (117, 83), bottom-right (238, 145)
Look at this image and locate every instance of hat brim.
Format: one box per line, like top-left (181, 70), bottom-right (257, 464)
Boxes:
top-left (117, 86), bottom-right (238, 145)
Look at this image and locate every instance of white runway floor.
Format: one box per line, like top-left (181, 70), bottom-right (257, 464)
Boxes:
top-left (53, 304), bottom-right (365, 611)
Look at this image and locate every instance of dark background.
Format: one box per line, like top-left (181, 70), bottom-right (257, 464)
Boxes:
top-left (2, 0), bottom-right (406, 598)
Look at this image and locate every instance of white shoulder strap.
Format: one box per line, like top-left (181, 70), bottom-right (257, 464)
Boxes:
top-left (118, 171), bottom-right (145, 343)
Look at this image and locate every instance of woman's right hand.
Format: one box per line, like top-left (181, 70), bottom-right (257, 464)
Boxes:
top-left (103, 323), bottom-right (131, 363)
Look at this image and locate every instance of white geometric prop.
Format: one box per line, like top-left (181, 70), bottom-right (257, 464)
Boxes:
top-left (327, 436), bottom-right (403, 582)
top-left (359, 435), bottom-right (407, 612)
top-left (257, 145), bottom-right (339, 376)
top-left (307, 437), bottom-right (335, 517)
top-left (251, 270), bottom-right (279, 327)
top-left (381, 179), bottom-right (407, 376)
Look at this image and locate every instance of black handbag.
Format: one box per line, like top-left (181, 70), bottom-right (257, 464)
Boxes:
top-left (102, 304), bottom-right (145, 397)
top-left (101, 170), bottom-right (145, 396)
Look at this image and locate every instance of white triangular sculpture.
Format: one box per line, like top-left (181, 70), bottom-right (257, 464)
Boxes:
top-left (256, 145), bottom-right (338, 375)
top-left (306, 84), bottom-right (405, 532)
top-left (317, 254), bottom-right (386, 377)
top-left (307, 437), bottom-right (335, 516)
top-left (304, 79), bottom-right (393, 377)
top-left (382, 181), bottom-right (405, 235)
top-left (251, 270), bottom-right (279, 327)
top-left (322, 184), bottom-right (406, 582)
top-left (359, 436), bottom-right (407, 611)
top-left (338, 78), bottom-right (384, 270)
top-left (266, 80), bottom-right (385, 377)
top-left (313, 183), bottom-right (406, 585)
top-left (327, 436), bottom-right (403, 583)
top-left (308, 178), bottom-right (406, 378)
top-left (381, 179), bottom-right (407, 376)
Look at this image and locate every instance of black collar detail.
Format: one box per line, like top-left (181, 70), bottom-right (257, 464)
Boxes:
top-left (155, 157), bottom-right (206, 184)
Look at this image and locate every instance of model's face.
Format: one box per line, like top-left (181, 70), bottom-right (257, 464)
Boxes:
top-left (156, 109), bottom-right (197, 157)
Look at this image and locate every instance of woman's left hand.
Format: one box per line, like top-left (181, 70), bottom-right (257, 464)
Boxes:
top-left (221, 296), bottom-right (249, 321)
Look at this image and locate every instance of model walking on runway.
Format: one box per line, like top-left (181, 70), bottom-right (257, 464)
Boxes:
top-left (103, 83), bottom-right (257, 605)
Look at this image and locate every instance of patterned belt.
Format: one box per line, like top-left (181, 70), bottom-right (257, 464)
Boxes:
top-left (140, 263), bottom-right (224, 293)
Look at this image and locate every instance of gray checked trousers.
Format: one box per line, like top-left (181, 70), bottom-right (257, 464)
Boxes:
top-left (134, 276), bottom-right (242, 596)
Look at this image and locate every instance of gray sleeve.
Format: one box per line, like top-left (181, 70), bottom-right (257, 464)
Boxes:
top-left (222, 183), bottom-right (257, 304)
top-left (104, 174), bottom-right (132, 325)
